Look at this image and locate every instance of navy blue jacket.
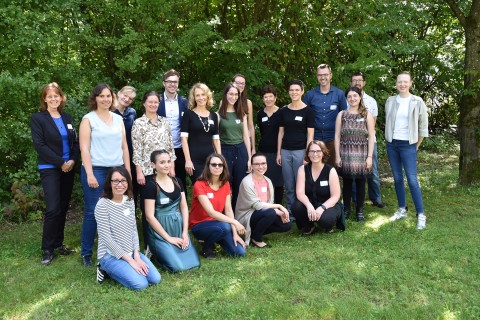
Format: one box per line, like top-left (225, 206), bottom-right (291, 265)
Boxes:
top-left (30, 111), bottom-right (80, 167)
top-left (157, 94), bottom-right (189, 125)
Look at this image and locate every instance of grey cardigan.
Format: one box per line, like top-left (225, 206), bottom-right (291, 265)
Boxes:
top-left (234, 173), bottom-right (275, 245)
top-left (385, 94), bottom-right (429, 144)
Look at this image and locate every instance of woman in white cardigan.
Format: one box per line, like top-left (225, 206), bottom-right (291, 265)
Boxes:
top-left (235, 153), bottom-right (291, 248)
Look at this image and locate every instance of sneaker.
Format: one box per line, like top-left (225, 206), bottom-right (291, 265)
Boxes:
top-left (417, 214), bottom-right (427, 230)
top-left (201, 247), bottom-right (216, 260)
top-left (96, 263), bottom-right (108, 284)
top-left (389, 208), bottom-right (408, 221)
top-left (144, 245), bottom-right (152, 260)
top-left (82, 255), bottom-right (93, 267)
top-left (56, 245), bottom-right (76, 255)
top-left (356, 212), bottom-right (365, 222)
top-left (41, 250), bottom-right (54, 265)
top-left (372, 201), bottom-right (386, 209)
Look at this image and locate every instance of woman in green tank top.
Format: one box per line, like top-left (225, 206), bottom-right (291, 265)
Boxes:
top-left (217, 83), bottom-right (252, 211)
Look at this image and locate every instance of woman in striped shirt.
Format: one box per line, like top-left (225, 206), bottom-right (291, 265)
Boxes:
top-left (95, 167), bottom-right (161, 290)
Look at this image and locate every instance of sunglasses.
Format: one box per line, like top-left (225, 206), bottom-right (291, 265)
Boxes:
top-left (210, 163), bottom-right (224, 168)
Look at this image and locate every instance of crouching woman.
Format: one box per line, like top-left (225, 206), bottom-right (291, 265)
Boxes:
top-left (95, 167), bottom-right (161, 290)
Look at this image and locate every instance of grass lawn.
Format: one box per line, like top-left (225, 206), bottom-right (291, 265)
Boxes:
top-left (1, 151), bottom-right (479, 319)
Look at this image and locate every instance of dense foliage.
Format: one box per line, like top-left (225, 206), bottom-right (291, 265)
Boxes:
top-left (0, 0), bottom-right (468, 219)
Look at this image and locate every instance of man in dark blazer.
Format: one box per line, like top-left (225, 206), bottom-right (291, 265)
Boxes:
top-left (157, 69), bottom-right (189, 193)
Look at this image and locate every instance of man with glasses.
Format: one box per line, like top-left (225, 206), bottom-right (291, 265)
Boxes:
top-left (304, 64), bottom-right (347, 166)
top-left (350, 72), bottom-right (386, 208)
top-left (157, 69), bottom-right (189, 194)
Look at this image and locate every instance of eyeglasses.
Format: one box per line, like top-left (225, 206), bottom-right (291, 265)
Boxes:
top-left (164, 80), bottom-right (179, 85)
top-left (210, 163), bottom-right (224, 168)
top-left (252, 162), bottom-right (267, 167)
top-left (317, 73), bottom-right (330, 78)
top-left (308, 150), bottom-right (322, 154)
top-left (234, 81), bottom-right (245, 86)
top-left (111, 179), bottom-right (128, 185)
top-left (46, 95), bottom-right (60, 99)
top-left (351, 79), bottom-right (364, 84)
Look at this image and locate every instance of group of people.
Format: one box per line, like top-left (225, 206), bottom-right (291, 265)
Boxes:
top-left (30, 65), bottom-right (428, 290)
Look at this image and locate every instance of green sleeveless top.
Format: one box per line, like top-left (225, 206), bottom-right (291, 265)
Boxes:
top-left (219, 112), bottom-right (244, 145)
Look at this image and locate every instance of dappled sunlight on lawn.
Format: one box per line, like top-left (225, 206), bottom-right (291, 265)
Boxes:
top-left (19, 291), bottom-right (68, 319)
top-left (365, 215), bottom-right (390, 230)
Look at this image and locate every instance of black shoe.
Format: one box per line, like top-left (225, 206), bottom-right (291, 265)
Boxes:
top-left (372, 201), bottom-right (386, 208)
top-left (57, 245), bottom-right (76, 255)
top-left (302, 225), bottom-right (317, 236)
top-left (356, 212), bottom-right (365, 222)
top-left (344, 210), bottom-right (351, 219)
top-left (201, 248), bottom-right (216, 260)
top-left (82, 255), bottom-right (93, 267)
top-left (97, 263), bottom-right (108, 284)
top-left (41, 250), bottom-right (54, 265)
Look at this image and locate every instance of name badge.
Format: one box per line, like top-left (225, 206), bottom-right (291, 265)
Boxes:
top-left (262, 117), bottom-right (268, 122)
top-left (235, 119), bottom-right (241, 124)
top-left (295, 116), bottom-right (303, 121)
top-left (181, 112), bottom-right (184, 116)
top-left (208, 120), bottom-right (214, 124)
top-left (67, 124), bottom-right (73, 130)
top-left (261, 187), bottom-right (268, 193)
top-left (356, 118), bottom-right (365, 122)
top-left (320, 180), bottom-right (328, 186)
top-left (123, 208), bottom-right (131, 216)
top-left (207, 193), bottom-right (214, 199)
top-left (160, 198), bottom-right (170, 204)
top-left (330, 105), bottom-right (337, 110)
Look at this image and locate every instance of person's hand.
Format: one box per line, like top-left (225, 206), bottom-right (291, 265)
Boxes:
top-left (169, 165), bottom-right (176, 177)
top-left (234, 221), bottom-right (246, 235)
top-left (276, 153), bottom-right (282, 166)
top-left (366, 157), bottom-right (372, 170)
top-left (87, 174), bottom-right (99, 188)
top-left (246, 159), bottom-right (252, 173)
top-left (137, 171), bottom-right (146, 186)
top-left (185, 160), bottom-right (195, 176)
top-left (129, 257), bottom-right (148, 276)
top-left (314, 206), bottom-right (325, 221)
top-left (275, 207), bottom-right (290, 223)
top-left (336, 156), bottom-right (342, 168)
top-left (167, 236), bottom-right (184, 249)
top-left (233, 234), bottom-right (246, 248)
top-left (307, 204), bottom-right (316, 221)
top-left (181, 233), bottom-right (190, 249)
top-left (61, 160), bottom-right (74, 172)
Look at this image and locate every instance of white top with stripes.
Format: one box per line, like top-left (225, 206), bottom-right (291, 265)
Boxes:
top-left (95, 196), bottom-right (139, 260)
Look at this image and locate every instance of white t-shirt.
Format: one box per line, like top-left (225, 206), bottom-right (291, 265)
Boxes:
top-left (393, 95), bottom-right (411, 141)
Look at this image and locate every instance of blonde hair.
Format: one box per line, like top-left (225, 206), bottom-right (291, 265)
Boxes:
top-left (188, 83), bottom-right (214, 110)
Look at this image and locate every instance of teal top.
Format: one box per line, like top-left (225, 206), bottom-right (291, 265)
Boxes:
top-left (219, 112), bottom-right (243, 145)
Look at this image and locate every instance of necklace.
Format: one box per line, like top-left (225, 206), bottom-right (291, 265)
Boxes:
top-left (197, 113), bottom-right (211, 132)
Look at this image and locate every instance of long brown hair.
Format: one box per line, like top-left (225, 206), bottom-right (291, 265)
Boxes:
top-left (150, 150), bottom-right (181, 190)
top-left (198, 153), bottom-right (230, 187)
top-left (345, 86), bottom-right (367, 118)
top-left (39, 82), bottom-right (67, 112)
top-left (218, 83), bottom-right (244, 120)
top-left (88, 83), bottom-right (117, 111)
top-left (232, 74), bottom-right (249, 116)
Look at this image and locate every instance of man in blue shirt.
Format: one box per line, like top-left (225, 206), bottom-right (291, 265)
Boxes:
top-left (304, 63), bottom-right (347, 166)
top-left (157, 69), bottom-right (189, 194)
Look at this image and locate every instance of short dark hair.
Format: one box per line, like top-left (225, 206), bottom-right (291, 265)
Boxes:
top-left (142, 90), bottom-right (161, 104)
top-left (288, 79), bottom-right (304, 90)
top-left (198, 153), bottom-right (230, 186)
top-left (251, 152), bottom-right (267, 164)
top-left (261, 84), bottom-right (277, 97)
top-left (88, 83), bottom-right (117, 111)
top-left (351, 71), bottom-right (365, 81)
top-left (102, 167), bottom-right (134, 200)
top-left (39, 82), bottom-right (67, 112)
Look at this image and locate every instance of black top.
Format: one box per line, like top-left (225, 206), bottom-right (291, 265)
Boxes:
top-left (143, 177), bottom-right (184, 201)
top-left (279, 106), bottom-right (315, 150)
top-left (30, 111), bottom-right (80, 167)
top-left (304, 163), bottom-right (334, 207)
top-left (180, 109), bottom-right (219, 163)
top-left (257, 108), bottom-right (282, 153)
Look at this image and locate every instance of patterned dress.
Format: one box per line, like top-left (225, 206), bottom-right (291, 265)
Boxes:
top-left (339, 111), bottom-right (371, 178)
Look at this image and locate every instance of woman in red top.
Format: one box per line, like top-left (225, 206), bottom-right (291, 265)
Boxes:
top-left (190, 154), bottom-right (246, 259)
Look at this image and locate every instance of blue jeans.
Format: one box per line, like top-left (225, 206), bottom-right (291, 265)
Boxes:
top-left (281, 149), bottom-right (305, 215)
top-left (221, 142), bottom-right (248, 211)
top-left (81, 166), bottom-right (109, 257)
top-left (99, 252), bottom-right (161, 291)
top-left (386, 140), bottom-right (424, 213)
top-left (352, 142), bottom-right (382, 203)
top-left (191, 221), bottom-right (246, 257)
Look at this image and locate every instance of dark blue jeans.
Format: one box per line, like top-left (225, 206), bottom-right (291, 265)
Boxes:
top-left (191, 220), bottom-right (246, 257)
top-left (80, 166), bottom-right (110, 257)
top-left (221, 142), bottom-right (248, 210)
top-left (386, 140), bottom-right (424, 213)
top-left (39, 168), bottom-right (75, 251)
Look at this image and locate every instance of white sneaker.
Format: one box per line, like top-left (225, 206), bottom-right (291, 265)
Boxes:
top-left (417, 214), bottom-right (426, 230)
top-left (389, 208), bottom-right (408, 221)
top-left (144, 245), bottom-right (152, 259)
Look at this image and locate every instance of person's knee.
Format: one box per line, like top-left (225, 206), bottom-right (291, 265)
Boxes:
top-left (130, 277), bottom-right (149, 291)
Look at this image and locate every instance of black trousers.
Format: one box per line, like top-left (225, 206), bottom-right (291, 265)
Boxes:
top-left (174, 147), bottom-right (187, 196)
top-left (249, 208), bottom-right (291, 242)
top-left (292, 200), bottom-right (342, 232)
top-left (343, 177), bottom-right (366, 214)
top-left (39, 168), bottom-right (75, 251)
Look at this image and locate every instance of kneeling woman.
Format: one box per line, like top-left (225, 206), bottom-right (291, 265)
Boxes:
top-left (292, 141), bottom-right (345, 235)
top-left (190, 154), bottom-right (246, 259)
top-left (95, 167), bottom-right (160, 291)
top-left (144, 150), bottom-right (200, 272)
top-left (235, 153), bottom-right (291, 248)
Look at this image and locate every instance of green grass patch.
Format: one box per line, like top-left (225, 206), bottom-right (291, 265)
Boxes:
top-left (1, 150), bottom-right (479, 319)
